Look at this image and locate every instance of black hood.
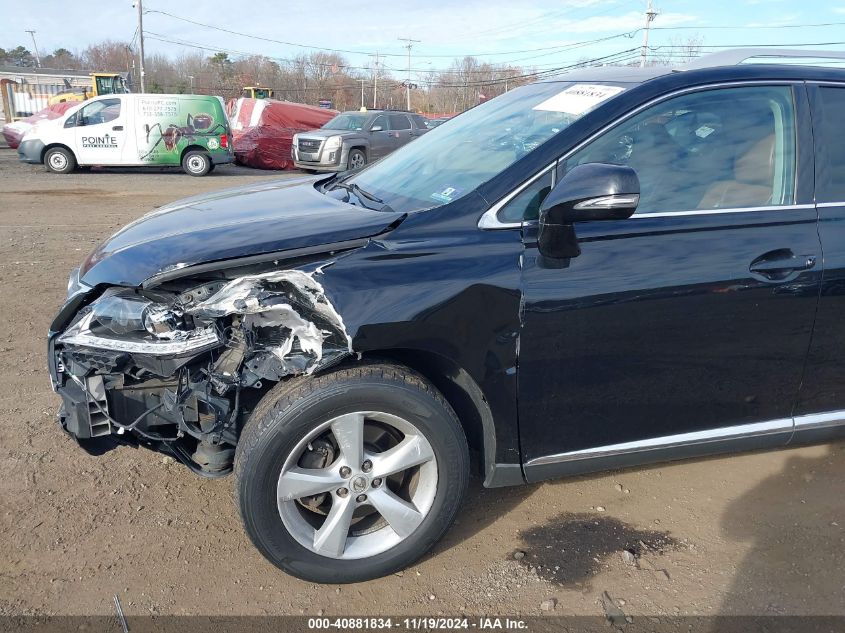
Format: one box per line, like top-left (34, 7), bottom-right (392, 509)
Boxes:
top-left (80, 176), bottom-right (404, 287)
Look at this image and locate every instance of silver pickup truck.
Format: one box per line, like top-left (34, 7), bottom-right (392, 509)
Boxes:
top-left (292, 110), bottom-right (429, 172)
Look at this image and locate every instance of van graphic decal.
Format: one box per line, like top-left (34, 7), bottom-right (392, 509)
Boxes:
top-left (137, 98), bottom-right (227, 164)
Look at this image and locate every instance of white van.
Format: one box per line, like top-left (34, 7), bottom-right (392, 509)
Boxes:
top-left (17, 93), bottom-right (234, 176)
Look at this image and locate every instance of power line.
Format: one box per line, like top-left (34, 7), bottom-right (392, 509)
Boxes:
top-left (143, 28), bottom-right (642, 74)
top-left (651, 20), bottom-right (845, 31)
top-left (133, 47), bottom-right (644, 95)
top-left (143, 7), bottom-right (643, 59)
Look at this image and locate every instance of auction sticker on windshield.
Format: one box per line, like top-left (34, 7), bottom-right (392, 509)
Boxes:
top-left (533, 84), bottom-right (625, 115)
top-left (431, 185), bottom-right (462, 203)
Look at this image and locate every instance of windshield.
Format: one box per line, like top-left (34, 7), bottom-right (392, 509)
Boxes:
top-left (324, 114), bottom-right (369, 131)
top-left (347, 81), bottom-right (627, 212)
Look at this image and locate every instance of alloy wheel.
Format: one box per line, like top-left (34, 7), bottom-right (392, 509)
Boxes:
top-left (276, 411), bottom-right (438, 560)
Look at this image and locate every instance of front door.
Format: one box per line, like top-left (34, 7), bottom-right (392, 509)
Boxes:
top-left (516, 83), bottom-right (821, 473)
top-left (388, 113), bottom-right (413, 149)
top-left (74, 97), bottom-right (126, 165)
top-left (369, 114), bottom-right (392, 159)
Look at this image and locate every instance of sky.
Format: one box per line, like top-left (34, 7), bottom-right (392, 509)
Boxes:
top-left (1, 0), bottom-right (845, 79)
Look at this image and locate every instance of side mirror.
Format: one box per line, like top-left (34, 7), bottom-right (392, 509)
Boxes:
top-left (370, 125), bottom-right (383, 132)
top-left (538, 163), bottom-right (639, 259)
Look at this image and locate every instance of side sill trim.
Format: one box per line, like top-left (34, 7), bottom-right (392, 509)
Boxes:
top-left (525, 418), bottom-right (792, 467)
top-left (794, 410), bottom-right (845, 431)
top-left (525, 410), bottom-right (845, 468)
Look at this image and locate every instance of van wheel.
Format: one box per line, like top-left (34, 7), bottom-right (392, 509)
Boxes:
top-left (235, 361), bottom-right (469, 583)
top-left (182, 151), bottom-right (212, 176)
top-left (347, 149), bottom-right (366, 170)
top-left (44, 147), bottom-right (76, 174)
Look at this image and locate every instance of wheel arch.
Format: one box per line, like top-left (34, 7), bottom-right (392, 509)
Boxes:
top-left (41, 143), bottom-right (75, 165)
top-left (348, 348), bottom-right (522, 488)
top-left (180, 144), bottom-right (208, 162)
top-left (348, 144), bottom-right (368, 159)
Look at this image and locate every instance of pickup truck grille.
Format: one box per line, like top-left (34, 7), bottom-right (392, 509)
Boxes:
top-left (298, 139), bottom-right (322, 152)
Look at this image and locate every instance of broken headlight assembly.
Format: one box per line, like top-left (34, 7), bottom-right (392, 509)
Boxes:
top-left (58, 289), bottom-right (221, 356)
top-left (52, 269), bottom-right (353, 475)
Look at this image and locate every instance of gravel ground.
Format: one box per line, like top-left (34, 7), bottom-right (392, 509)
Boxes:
top-left (0, 147), bottom-right (843, 618)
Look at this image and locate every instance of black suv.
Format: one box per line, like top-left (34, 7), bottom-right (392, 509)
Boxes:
top-left (49, 50), bottom-right (845, 583)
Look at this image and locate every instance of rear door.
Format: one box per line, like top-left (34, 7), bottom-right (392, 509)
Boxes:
top-left (73, 97), bottom-right (127, 166)
top-left (795, 83), bottom-right (845, 432)
top-left (515, 83), bottom-right (821, 475)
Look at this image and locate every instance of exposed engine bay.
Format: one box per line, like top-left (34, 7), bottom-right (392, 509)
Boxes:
top-left (50, 266), bottom-right (352, 476)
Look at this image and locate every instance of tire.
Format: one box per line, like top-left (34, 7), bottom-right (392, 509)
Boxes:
top-left (235, 361), bottom-right (469, 583)
top-left (44, 147), bottom-right (76, 174)
top-left (347, 149), bottom-right (366, 170)
top-left (182, 150), bottom-right (212, 176)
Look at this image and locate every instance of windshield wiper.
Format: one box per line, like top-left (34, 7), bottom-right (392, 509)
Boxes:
top-left (332, 180), bottom-right (394, 212)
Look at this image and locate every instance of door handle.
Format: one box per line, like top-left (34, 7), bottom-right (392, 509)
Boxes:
top-left (112, 125), bottom-right (123, 131)
top-left (749, 250), bottom-right (816, 281)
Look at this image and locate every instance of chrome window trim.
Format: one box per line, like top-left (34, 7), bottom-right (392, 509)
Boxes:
top-left (817, 202), bottom-right (845, 208)
top-left (525, 409), bottom-right (845, 468)
top-left (478, 162), bottom-right (556, 230)
top-left (807, 81), bottom-right (845, 88)
top-left (630, 204), bottom-right (815, 219)
top-left (525, 419), bottom-right (792, 467)
top-left (478, 80), bottom-right (799, 231)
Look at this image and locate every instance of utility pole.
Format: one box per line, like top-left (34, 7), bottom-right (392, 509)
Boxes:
top-left (369, 52), bottom-right (380, 109)
top-left (398, 37), bottom-right (420, 111)
top-left (135, 0), bottom-right (147, 92)
top-left (25, 30), bottom-right (41, 68)
top-left (360, 78), bottom-right (365, 109)
top-left (189, 75), bottom-right (194, 94)
top-left (640, 0), bottom-right (658, 68)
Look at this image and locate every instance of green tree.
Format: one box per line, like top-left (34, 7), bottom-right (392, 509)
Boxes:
top-left (209, 52), bottom-right (233, 82)
top-left (46, 47), bottom-right (79, 69)
top-left (8, 46), bottom-right (33, 66)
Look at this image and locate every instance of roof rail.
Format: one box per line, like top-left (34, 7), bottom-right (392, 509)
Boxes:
top-left (684, 48), bottom-right (845, 70)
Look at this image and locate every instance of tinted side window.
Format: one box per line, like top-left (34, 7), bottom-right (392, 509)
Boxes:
top-left (498, 169), bottom-right (554, 223)
top-left (814, 87), bottom-right (845, 203)
top-left (562, 86), bottom-right (797, 214)
top-left (370, 115), bottom-right (388, 131)
top-left (411, 114), bottom-right (428, 129)
top-left (389, 114), bottom-right (411, 130)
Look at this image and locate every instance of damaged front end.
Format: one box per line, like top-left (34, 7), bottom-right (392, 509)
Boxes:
top-left (49, 268), bottom-right (352, 476)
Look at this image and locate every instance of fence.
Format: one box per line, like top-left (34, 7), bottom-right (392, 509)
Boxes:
top-left (1, 80), bottom-right (76, 121)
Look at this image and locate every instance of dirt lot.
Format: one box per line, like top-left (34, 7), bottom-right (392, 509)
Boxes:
top-left (0, 147), bottom-right (842, 619)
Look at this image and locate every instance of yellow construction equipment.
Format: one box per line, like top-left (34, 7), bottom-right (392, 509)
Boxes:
top-left (48, 73), bottom-right (129, 106)
top-left (242, 86), bottom-right (274, 99)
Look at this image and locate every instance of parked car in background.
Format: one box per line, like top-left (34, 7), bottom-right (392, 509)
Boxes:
top-left (425, 117), bottom-right (451, 128)
top-left (292, 109), bottom-right (429, 172)
top-left (47, 49), bottom-right (845, 584)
